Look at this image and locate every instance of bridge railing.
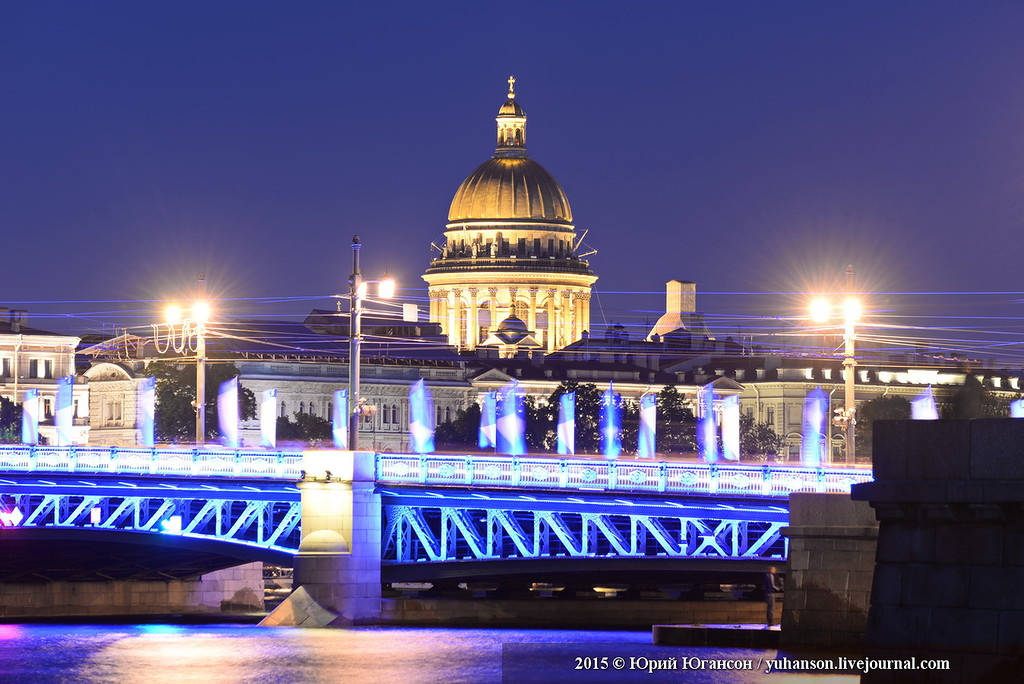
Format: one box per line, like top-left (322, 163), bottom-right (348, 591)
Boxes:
top-left (0, 445), bottom-right (304, 479)
top-left (376, 453), bottom-right (872, 497)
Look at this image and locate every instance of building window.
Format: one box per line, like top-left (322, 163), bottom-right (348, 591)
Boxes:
top-left (746, 407), bottom-right (753, 419)
top-left (383, 406), bottom-right (390, 424)
top-left (299, 401), bottom-right (305, 414)
top-left (327, 402), bottom-right (332, 418)
top-left (280, 401), bottom-right (287, 418)
top-left (766, 406), bottom-right (775, 425)
top-left (391, 405), bottom-right (398, 424)
top-left (43, 399), bottom-right (52, 419)
top-left (1, 358), bottom-right (9, 377)
top-left (30, 360), bottom-right (54, 379)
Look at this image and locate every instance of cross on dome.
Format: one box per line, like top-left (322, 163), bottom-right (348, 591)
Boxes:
top-left (507, 75), bottom-right (516, 99)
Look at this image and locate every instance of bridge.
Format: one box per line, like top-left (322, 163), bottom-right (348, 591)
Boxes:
top-left (0, 445), bottom-right (870, 587)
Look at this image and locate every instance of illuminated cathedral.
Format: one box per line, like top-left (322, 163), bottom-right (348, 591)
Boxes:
top-left (422, 77), bottom-right (598, 353)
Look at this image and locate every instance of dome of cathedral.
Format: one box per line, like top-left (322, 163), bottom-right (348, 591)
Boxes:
top-left (497, 98), bottom-right (525, 118)
top-left (447, 76), bottom-right (572, 224)
top-left (448, 156), bottom-right (573, 223)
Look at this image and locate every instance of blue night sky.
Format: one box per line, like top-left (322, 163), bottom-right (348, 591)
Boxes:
top-left (3, 2), bottom-right (1024, 357)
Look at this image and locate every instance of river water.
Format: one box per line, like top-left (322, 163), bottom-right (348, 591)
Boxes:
top-left (0, 624), bottom-right (858, 683)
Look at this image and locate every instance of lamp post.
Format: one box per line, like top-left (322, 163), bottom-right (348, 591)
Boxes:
top-left (156, 297), bottom-right (211, 446)
top-left (811, 270), bottom-right (860, 465)
top-left (347, 235), bottom-right (395, 450)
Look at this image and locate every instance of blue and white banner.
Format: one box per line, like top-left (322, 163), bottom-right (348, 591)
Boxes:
top-left (138, 377), bottom-right (156, 448)
top-left (911, 386), bottom-right (939, 420)
top-left (260, 389), bottom-right (277, 448)
top-left (697, 383), bottom-right (719, 463)
top-left (801, 387), bottom-right (827, 467)
top-left (1012, 398), bottom-right (1024, 418)
top-left (478, 391), bottom-right (497, 449)
top-left (600, 383), bottom-right (622, 459)
top-left (721, 394), bottom-right (740, 461)
top-left (55, 376), bottom-right (74, 446)
top-left (496, 381), bottom-right (526, 456)
top-left (218, 377), bottom-right (239, 448)
top-left (557, 391), bottom-right (575, 455)
top-left (332, 389), bottom-right (349, 448)
top-left (409, 379), bottom-right (435, 454)
top-left (21, 388), bottom-right (39, 446)
top-left (637, 393), bottom-right (656, 459)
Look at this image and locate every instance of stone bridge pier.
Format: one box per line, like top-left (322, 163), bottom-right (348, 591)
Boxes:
top-left (853, 419), bottom-right (1024, 682)
top-left (261, 451), bottom-right (382, 627)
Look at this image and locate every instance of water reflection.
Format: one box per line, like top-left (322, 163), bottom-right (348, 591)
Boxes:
top-left (0, 625), bottom-right (857, 683)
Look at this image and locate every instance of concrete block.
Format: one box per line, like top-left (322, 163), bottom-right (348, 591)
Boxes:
top-left (928, 608), bottom-right (998, 652)
top-left (970, 567), bottom-right (1024, 611)
top-left (907, 419), bottom-right (970, 480)
top-left (872, 420), bottom-right (910, 481)
top-left (903, 565), bottom-right (969, 608)
top-left (789, 492), bottom-right (877, 528)
top-left (866, 605), bottom-right (931, 646)
top-left (969, 419), bottom-right (1024, 480)
top-left (934, 522), bottom-right (1004, 566)
top-left (870, 565), bottom-right (903, 605)
top-left (996, 611), bottom-right (1024, 655)
top-left (876, 523), bottom-right (934, 563)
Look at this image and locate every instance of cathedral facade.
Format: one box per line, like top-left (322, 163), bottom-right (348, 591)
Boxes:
top-left (422, 78), bottom-right (597, 353)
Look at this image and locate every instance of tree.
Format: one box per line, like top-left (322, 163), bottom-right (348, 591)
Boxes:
top-left (435, 401), bottom-right (481, 449)
top-left (856, 395), bottom-right (911, 457)
top-left (657, 384), bottom-right (696, 454)
top-left (739, 413), bottom-right (786, 461)
top-left (0, 396), bottom-right (22, 444)
top-left (277, 413), bottom-right (332, 444)
top-left (147, 361), bottom-right (256, 442)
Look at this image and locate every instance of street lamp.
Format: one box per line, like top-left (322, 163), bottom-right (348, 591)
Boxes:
top-left (154, 298), bottom-right (211, 445)
top-left (348, 235), bottom-right (396, 450)
top-left (810, 292), bottom-right (860, 464)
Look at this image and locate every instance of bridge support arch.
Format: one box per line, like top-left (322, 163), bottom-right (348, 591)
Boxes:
top-left (262, 451), bottom-right (382, 627)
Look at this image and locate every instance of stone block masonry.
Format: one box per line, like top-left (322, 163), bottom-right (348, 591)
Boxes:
top-left (780, 491), bottom-right (878, 648)
top-left (0, 562), bottom-right (263, 618)
top-left (853, 419), bottom-right (1024, 683)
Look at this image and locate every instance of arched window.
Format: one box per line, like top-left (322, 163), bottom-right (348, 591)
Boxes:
top-left (299, 401), bottom-right (305, 414)
top-left (445, 407), bottom-right (451, 422)
top-left (328, 402), bottom-right (332, 418)
top-left (382, 406), bottom-right (390, 424)
top-left (391, 405), bottom-right (398, 424)
top-left (280, 401), bottom-right (287, 418)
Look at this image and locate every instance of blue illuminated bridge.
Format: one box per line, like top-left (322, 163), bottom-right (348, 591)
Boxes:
top-left (0, 446), bottom-right (871, 584)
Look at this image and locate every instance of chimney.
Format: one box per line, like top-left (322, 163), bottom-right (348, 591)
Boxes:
top-left (666, 280), bottom-right (696, 316)
top-left (10, 309), bottom-right (26, 333)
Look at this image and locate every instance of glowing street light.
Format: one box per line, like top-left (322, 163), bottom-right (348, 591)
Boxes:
top-left (810, 266), bottom-right (860, 464)
top-left (348, 236), bottom-right (396, 450)
top-left (153, 282), bottom-right (212, 446)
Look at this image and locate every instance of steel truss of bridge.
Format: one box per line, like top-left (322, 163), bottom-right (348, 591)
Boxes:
top-left (381, 488), bottom-right (789, 573)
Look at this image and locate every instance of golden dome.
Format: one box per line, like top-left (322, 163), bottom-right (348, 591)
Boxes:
top-left (448, 156), bottom-right (573, 223)
top-left (498, 98), bottom-right (525, 118)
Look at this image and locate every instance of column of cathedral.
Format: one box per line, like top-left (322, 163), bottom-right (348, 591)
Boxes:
top-left (466, 288), bottom-right (479, 347)
top-left (560, 290), bottom-right (573, 348)
top-left (527, 287), bottom-right (538, 333)
top-left (450, 290), bottom-right (462, 348)
top-left (545, 289), bottom-right (557, 351)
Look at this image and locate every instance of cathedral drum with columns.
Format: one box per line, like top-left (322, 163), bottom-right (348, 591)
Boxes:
top-left (423, 77), bottom-right (598, 353)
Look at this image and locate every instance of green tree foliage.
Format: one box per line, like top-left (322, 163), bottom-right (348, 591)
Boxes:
top-left (856, 395), bottom-right (911, 456)
top-left (656, 384), bottom-right (696, 454)
top-left (147, 361), bottom-right (256, 442)
top-left (739, 413), bottom-right (787, 461)
top-left (277, 413), bottom-right (332, 444)
top-left (0, 396), bottom-right (22, 444)
top-left (435, 401), bottom-right (481, 449)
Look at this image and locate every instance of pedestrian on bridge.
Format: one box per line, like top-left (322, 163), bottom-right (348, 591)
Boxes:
top-left (764, 566), bottom-right (782, 628)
